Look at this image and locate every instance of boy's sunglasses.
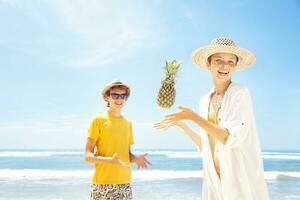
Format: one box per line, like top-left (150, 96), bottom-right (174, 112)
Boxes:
top-left (110, 93), bottom-right (129, 100)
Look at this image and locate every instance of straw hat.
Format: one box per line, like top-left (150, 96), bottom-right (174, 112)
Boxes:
top-left (192, 37), bottom-right (256, 70)
top-left (101, 79), bottom-right (131, 100)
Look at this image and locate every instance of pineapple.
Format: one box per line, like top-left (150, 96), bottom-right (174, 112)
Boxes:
top-left (156, 60), bottom-right (181, 108)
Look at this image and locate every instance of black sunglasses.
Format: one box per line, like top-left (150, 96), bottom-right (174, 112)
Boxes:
top-left (110, 93), bottom-right (129, 100)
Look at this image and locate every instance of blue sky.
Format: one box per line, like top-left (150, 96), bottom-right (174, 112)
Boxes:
top-left (0, 0), bottom-right (299, 150)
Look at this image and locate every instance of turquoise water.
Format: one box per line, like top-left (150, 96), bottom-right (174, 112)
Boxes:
top-left (0, 149), bottom-right (299, 200)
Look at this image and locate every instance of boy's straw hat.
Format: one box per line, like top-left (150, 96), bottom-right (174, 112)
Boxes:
top-left (192, 37), bottom-right (256, 70)
top-left (101, 79), bottom-right (131, 100)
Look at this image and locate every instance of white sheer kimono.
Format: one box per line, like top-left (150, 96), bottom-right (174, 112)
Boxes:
top-left (198, 82), bottom-right (270, 200)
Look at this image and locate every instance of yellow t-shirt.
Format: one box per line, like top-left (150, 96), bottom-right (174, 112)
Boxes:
top-left (87, 111), bottom-right (134, 184)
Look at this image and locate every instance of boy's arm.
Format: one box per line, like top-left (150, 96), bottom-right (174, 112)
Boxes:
top-left (129, 148), bottom-right (137, 163)
top-left (129, 146), bottom-right (151, 169)
top-left (84, 138), bottom-right (129, 168)
top-left (84, 137), bottom-right (110, 164)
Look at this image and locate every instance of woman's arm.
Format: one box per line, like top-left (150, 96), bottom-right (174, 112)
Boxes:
top-left (158, 106), bottom-right (229, 144)
top-left (154, 121), bottom-right (202, 148)
top-left (176, 122), bottom-right (202, 149)
top-left (190, 114), bottom-right (229, 144)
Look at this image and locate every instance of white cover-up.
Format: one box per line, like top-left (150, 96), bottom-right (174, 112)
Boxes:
top-left (198, 82), bottom-right (270, 200)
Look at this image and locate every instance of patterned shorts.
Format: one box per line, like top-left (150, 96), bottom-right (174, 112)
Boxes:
top-left (90, 183), bottom-right (132, 200)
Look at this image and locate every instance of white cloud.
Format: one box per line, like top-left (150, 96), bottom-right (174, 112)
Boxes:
top-left (0, 115), bottom-right (196, 149)
top-left (48, 0), bottom-right (165, 68)
top-left (0, 0), bottom-right (19, 6)
top-left (0, 115), bottom-right (88, 149)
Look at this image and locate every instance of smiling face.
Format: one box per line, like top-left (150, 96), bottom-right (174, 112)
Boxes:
top-left (207, 53), bottom-right (238, 83)
top-left (105, 87), bottom-right (129, 110)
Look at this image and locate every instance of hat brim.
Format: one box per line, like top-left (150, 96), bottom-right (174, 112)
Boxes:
top-left (192, 45), bottom-right (256, 70)
top-left (101, 83), bottom-right (131, 100)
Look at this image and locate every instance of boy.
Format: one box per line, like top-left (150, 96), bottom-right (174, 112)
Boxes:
top-left (85, 79), bottom-right (151, 200)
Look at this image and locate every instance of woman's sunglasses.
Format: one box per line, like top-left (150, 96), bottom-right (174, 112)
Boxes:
top-left (110, 93), bottom-right (129, 100)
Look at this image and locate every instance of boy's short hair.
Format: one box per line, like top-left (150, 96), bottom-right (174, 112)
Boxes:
top-left (104, 85), bottom-right (130, 97)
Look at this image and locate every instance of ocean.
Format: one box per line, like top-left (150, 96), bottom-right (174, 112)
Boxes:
top-left (0, 149), bottom-right (299, 200)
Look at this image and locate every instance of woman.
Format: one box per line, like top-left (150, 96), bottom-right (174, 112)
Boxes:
top-left (154, 37), bottom-right (270, 200)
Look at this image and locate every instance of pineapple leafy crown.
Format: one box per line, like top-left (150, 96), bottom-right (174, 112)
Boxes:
top-left (163, 60), bottom-right (181, 83)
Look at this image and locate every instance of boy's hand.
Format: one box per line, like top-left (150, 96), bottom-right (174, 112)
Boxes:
top-left (133, 153), bottom-right (152, 169)
top-left (110, 153), bottom-right (130, 168)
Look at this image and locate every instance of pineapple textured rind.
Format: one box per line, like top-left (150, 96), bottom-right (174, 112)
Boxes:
top-left (156, 60), bottom-right (181, 108)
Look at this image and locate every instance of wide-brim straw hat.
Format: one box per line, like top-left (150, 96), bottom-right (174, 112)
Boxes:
top-left (101, 79), bottom-right (131, 100)
top-left (192, 37), bottom-right (256, 70)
